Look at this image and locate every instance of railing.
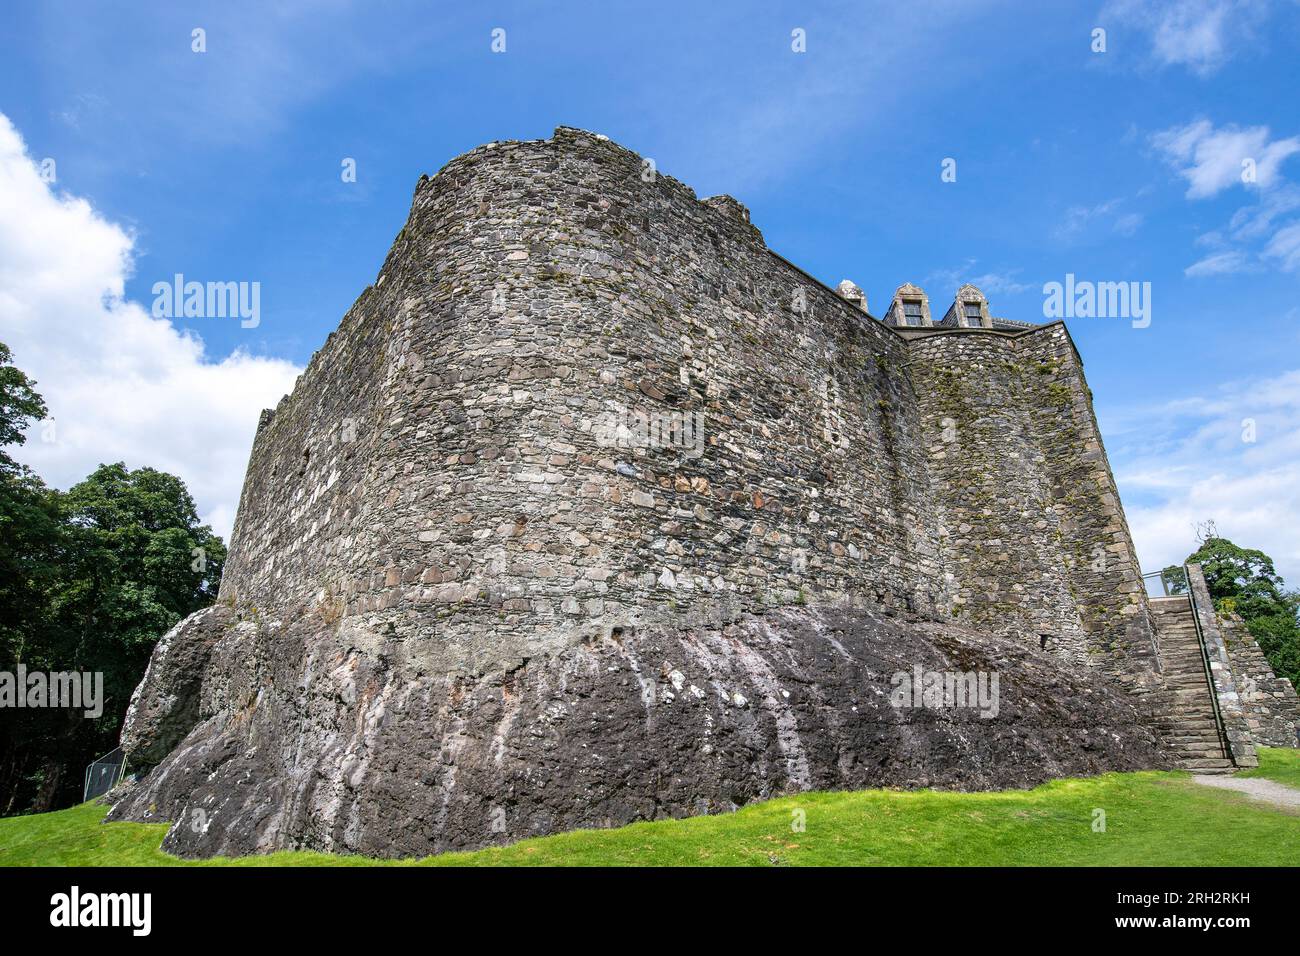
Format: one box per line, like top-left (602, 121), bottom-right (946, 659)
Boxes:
top-left (1182, 564), bottom-right (1235, 767)
top-left (1141, 567), bottom-right (1188, 598)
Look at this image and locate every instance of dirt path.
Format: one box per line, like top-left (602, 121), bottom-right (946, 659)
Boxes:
top-left (1192, 774), bottom-right (1300, 810)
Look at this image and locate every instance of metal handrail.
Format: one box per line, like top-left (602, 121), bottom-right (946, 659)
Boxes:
top-left (1141, 567), bottom-right (1187, 597)
top-left (1183, 564), bottom-right (1235, 767)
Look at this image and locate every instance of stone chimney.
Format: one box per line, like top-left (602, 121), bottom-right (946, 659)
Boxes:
top-left (837, 279), bottom-right (868, 312)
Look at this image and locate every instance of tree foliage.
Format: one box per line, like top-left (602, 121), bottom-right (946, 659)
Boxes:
top-left (0, 343), bottom-right (225, 814)
top-left (1171, 534), bottom-right (1300, 692)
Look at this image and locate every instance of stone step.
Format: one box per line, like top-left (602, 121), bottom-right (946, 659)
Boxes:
top-left (1179, 758), bottom-right (1235, 770)
top-left (1151, 601), bottom-right (1232, 766)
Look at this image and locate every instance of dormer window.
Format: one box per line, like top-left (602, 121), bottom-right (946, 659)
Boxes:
top-left (886, 284), bottom-right (931, 329)
top-left (962, 301), bottom-right (982, 328)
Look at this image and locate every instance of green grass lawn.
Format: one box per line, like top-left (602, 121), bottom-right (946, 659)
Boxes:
top-left (1238, 745), bottom-right (1300, 789)
top-left (2, 749), bottom-right (1297, 867)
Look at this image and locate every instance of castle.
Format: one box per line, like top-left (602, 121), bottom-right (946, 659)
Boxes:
top-left (109, 128), bottom-right (1298, 858)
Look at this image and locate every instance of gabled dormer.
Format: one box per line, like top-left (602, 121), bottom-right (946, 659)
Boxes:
top-left (942, 284), bottom-right (990, 329)
top-left (883, 283), bottom-right (932, 328)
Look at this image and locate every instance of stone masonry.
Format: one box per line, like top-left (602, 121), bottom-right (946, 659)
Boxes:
top-left (107, 128), bottom-right (1291, 858)
top-left (215, 127), bottom-right (1152, 680)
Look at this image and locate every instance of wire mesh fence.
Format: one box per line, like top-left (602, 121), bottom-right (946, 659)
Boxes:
top-left (83, 746), bottom-right (127, 802)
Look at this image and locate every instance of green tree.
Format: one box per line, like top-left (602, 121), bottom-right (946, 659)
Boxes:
top-left (0, 342), bottom-right (226, 813)
top-left (1158, 564), bottom-right (1189, 595)
top-left (0, 343), bottom-right (47, 475)
top-left (1179, 535), bottom-right (1300, 691)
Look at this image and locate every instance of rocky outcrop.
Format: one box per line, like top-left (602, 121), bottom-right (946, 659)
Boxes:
top-left (109, 601), bottom-right (1169, 859)
top-left (118, 606), bottom-right (229, 772)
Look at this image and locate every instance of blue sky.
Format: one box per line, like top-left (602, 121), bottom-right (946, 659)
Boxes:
top-left (2, 0), bottom-right (1299, 579)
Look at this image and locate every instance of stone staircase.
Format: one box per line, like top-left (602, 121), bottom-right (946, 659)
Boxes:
top-left (1148, 596), bottom-right (1235, 773)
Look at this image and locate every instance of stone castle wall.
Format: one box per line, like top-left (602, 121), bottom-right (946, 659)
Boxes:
top-left (219, 127), bottom-right (1155, 684)
top-left (1222, 615), bottom-right (1300, 747)
top-left (908, 328), bottom-right (1156, 683)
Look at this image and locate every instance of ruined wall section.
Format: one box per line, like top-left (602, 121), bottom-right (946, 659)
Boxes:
top-left (219, 247), bottom-right (416, 614)
top-left (1222, 615), bottom-right (1300, 747)
top-left (221, 128), bottom-right (950, 675)
top-left (907, 332), bottom-right (1089, 663)
top-left (1015, 327), bottom-right (1157, 685)
top-left (907, 326), bottom-right (1156, 681)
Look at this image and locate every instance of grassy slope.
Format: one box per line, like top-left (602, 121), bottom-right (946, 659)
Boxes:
top-left (1238, 746), bottom-right (1300, 789)
top-left (1, 751), bottom-right (1297, 867)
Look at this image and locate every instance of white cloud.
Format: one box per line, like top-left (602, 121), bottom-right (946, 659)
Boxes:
top-left (1152, 121), bottom-right (1300, 274)
top-left (1263, 221), bottom-right (1300, 272)
top-left (924, 260), bottom-right (1034, 297)
top-left (1102, 0), bottom-right (1269, 75)
top-left (1113, 212), bottom-right (1144, 236)
top-left (1183, 249), bottom-right (1253, 276)
top-left (0, 112), bottom-right (301, 543)
top-left (1228, 183), bottom-right (1300, 241)
top-left (1109, 369), bottom-right (1300, 584)
top-left (1053, 198), bottom-right (1144, 241)
top-left (1151, 118), bottom-right (1300, 198)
